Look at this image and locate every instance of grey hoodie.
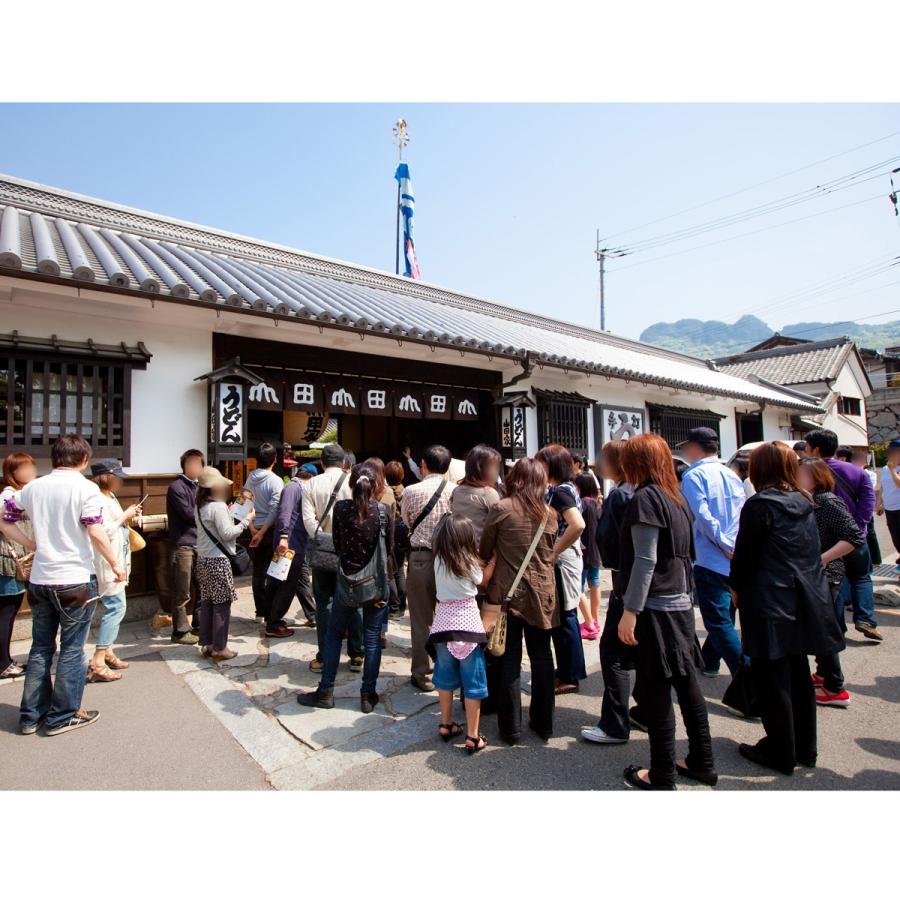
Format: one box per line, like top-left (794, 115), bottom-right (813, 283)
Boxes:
top-left (245, 467), bottom-right (283, 528)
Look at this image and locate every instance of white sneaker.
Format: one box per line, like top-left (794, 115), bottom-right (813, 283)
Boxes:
top-left (581, 725), bottom-right (627, 744)
top-left (255, 616), bottom-right (265, 625)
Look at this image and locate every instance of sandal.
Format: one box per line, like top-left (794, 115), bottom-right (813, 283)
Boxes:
top-left (438, 722), bottom-right (463, 742)
top-left (1, 662), bottom-right (25, 679)
top-left (211, 649), bottom-right (238, 662)
top-left (465, 734), bottom-right (488, 755)
top-left (104, 653), bottom-right (130, 670)
top-left (87, 664), bottom-right (123, 683)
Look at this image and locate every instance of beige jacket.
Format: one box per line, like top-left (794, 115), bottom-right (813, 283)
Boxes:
top-left (302, 467), bottom-right (352, 537)
top-left (93, 492), bottom-right (131, 598)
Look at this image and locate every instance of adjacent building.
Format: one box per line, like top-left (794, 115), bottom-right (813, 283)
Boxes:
top-left (714, 334), bottom-right (871, 447)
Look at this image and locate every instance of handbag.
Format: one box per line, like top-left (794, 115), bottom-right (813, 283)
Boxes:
top-left (14, 551), bottom-right (34, 583)
top-left (306, 473), bottom-right (349, 572)
top-left (338, 506), bottom-right (390, 609)
top-left (486, 510), bottom-right (551, 657)
top-left (198, 511), bottom-right (251, 577)
top-left (722, 662), bottom-right (760, 718)
top-left (128, 527), bottom-right (146, 553)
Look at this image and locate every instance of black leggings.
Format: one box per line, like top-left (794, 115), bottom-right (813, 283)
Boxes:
top-left (639, 665), bottom-right (715, 787)
top-left (0, 592), bottom-right (25, 671)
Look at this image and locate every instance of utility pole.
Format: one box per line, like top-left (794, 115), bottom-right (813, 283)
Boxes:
top-left (393, 119), bottom-right (410, 275)
top-left (595, 230), bottom-right (627, 332)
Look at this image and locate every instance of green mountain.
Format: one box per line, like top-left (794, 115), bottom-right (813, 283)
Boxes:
top-left (638, 314), bottom-right (900, 358)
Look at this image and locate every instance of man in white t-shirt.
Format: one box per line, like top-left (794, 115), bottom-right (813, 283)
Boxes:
top-left (3, 434), bottom-right (124, 737)
top-left (876, 439), bottom-right (900, 572)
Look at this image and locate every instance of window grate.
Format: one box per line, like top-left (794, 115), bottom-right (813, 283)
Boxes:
top-left (537, 398), bottom-right (588, 458)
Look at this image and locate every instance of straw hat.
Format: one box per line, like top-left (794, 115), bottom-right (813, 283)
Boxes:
top-left (197, 466), bottom-right (233, 490)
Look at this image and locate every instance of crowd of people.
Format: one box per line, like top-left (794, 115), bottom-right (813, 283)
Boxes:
top-left (0, 425), bottom-right (889, 788)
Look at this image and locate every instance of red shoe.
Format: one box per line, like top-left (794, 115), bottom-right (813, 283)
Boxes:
top-left (815, 687), bottom-right (850, 708)
top-left (811, 673), bottom-right (825, 687)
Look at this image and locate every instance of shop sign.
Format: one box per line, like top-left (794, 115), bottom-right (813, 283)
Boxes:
top-left (285, 377), bottom-right (324, 411)
top-left (246, 379), bottom-right (283, 411)
top-left (361, 382), bottom-right (393, 417)
top-left (423, 387), bottom-right (452, 420)
top-left (598, 405), bottom-right (645, 444)
top-left (500, 406), bottom-right (527, 457)
top-left (218, 382), bottom-right (244, 444)
top-left (453, 391), bottom-right (480, 421)
top-left (325, 379), bottom-right (361, 412)
top-left (393, 385), bottom-right (424, 419)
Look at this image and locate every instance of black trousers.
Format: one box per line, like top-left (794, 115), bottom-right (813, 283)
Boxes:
top-left (388, 545), bottom-right (408, 613)
top-left (597, 592), bottom-right (636, 739)
top-left (639, 660), bottom-right (714, 787)
top-left (885, 509), bottom-right (900, 561)
top-left (497, 615), bottom-right (555, 739)
top-left (866, 518), bottom-right (882, 565)
top-left (0, 592), bottom-right (24, 671)
top-left (264, 552), bottom-right (310, 629)
top-left (814, 582), bottom-right (845, 693)
top-left (293, 555), bottom-right (316, 622)
top-left (250, 530), bottom-right (275, 618)
top-left (750, 654), bottom-right (817, 771)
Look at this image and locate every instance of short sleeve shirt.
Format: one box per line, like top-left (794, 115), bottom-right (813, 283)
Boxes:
top-left (619, 484), bottom-right (694, 598)
top-left (548, 482), bottom-right (581, 538)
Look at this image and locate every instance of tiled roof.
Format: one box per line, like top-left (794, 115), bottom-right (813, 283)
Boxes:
top-left (0, 173), bottom-right (820, 411)
top-left (715, 338), bottom-right (854, 386)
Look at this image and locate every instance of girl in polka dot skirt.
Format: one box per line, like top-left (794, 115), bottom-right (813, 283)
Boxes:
top-left (429, 513), bottom-right (496, 754)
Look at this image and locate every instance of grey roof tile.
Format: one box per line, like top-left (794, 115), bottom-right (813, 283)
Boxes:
top-left (0, 173), bottom-right (821, 411)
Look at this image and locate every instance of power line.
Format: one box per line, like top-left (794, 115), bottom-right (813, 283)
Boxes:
top-left (617, 159), bottom-right (899, 255)
top-left (599, 128), bottom-right (900, 243)
top-left (614, 192), bottom-right (885, 273)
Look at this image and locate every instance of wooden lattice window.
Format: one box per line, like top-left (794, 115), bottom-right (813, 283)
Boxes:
top-left (536, 394), bottom-right (589, 458)
top-left (1, 354), bottom-right (133, 462)
top-left (648, 404), bottom-right (724, 449)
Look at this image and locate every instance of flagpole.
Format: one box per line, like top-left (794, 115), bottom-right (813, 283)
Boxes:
top-left (393, 119), bottom-right (409, 276)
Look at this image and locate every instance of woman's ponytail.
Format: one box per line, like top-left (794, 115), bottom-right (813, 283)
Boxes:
top-left (349, 463), bottom-right (377, 523)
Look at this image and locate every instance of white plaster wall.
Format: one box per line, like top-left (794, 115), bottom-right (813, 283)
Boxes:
top-left (761, 405), bottom-right (794, 444)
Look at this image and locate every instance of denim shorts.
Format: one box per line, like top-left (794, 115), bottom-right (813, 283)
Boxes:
top-left (432, 643), bottom-right (489, 700)
top-left (581, 566), bottom-right (601, 590)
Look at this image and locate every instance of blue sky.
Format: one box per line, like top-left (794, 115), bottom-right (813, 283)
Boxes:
top-left (1, 103), bottom-right (898, 340)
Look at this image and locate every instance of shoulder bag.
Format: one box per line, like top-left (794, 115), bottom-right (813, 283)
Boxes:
top-left (408, 478), bottom-right (449, 546)
top-left (338, 506), bottom-right (390, 609)
top-left (486, 509), bottom-right (551, 657)
top-left (198, 508), bottom-right (251, 577)
top-left (306, 472), bottom-right (349, 572)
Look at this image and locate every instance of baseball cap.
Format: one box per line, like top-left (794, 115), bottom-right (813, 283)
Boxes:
top-left (90, 458), bottom-right (129, 478)
top-left (298, 463), bottom-right (318, 478)
top-left (676, 427), bottom-right (719, 448)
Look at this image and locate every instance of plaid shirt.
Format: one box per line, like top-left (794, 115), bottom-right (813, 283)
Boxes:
top-left (401, 474), bottom-right (454, 549)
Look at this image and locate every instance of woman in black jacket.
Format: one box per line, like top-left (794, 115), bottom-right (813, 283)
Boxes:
top-left (730, 442), bottom-right (844, 775)
top-left (797, 458), bottom-right (862, 708)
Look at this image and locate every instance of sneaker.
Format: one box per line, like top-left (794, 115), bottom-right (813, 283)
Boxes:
top-left (296, 690), bottom-right (334, 709)
top-left (171, 631), bottom-right (199, 645)
top-left (255, 616), bottom-right (266, 625)
top-left (20, 716), bottom-right (46, 735)
top-left (309, 659), bottom-right (324, 673)
top-left (629, 708), bottom-right (649, 733)
top-left (811, 672), bottom-right (825, 687)
top-left (815, 687), bottom-right (851, 708)
top-left (264, 625), bottom-right (294, 638)
top-left (855, 622), bottom-right (883, 642)
top-left (45, 710), bottom-right (100, 736)
top-left (581, 725), bottom-right (627, 744)
top-left (410, 675), bottom-right (435, 692)
top-left (579, 623), bottom-right (599, 640)
top-left (701, 668), bottom-right (720, 678)
top-left (349, 656), bottom-right (364, 672)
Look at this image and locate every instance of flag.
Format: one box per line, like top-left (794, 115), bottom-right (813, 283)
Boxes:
top-left (394, 162), bottom-right (421, 279)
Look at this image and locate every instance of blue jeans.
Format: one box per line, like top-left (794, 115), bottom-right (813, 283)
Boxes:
top-left (312, 568), bottom-right (363, 661)
top-left (694, 565), bottom-right (744, 675)
top-left (551, 606), bottom-right (588, 685)
top-left (20, 579), bottom-right (97, 730)
top-left (839, 542), bottom-right (877, 627)
top-left (95, 590), bottom-right (127, 649)
top-left (319, 590), bottom-right (387, 695)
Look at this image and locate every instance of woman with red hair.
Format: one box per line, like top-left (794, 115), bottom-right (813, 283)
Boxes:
top-left (617, 433), bottom-right (716, 790)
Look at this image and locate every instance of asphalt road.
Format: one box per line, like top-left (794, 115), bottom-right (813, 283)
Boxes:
top-left (317, 610), bottom-right (900, 791)
top-left (0, 652), bottom-right (271, 790)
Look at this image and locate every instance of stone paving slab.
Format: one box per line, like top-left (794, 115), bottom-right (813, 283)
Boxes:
top-left (275, 698), bottom-right (395, 751)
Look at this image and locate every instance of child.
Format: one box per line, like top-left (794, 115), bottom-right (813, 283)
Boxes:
top-left (429, 513), bottom-right (495, 754)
